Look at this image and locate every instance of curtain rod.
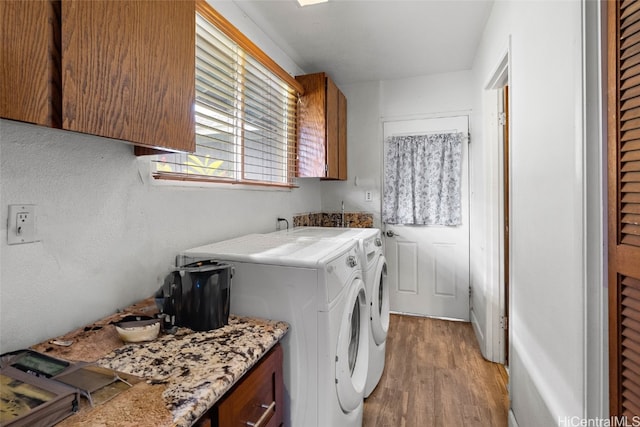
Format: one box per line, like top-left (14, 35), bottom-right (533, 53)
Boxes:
top-left (387, 129), bottom-right (461, 137)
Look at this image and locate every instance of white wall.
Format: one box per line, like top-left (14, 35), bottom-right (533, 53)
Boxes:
top-left (470, 0), bottom-right (593, 424)
top-left (380, 71), bottom-right (474, 119)
top-left (0, 0), bottom-right (321, 353)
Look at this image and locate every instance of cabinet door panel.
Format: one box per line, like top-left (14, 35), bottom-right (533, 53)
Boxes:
top-left (296, 73), bottom-right (327, 177)
top-left (338, 89), bottom-right (347, 180)
top-left (62, 0), bottom-right (195, 152)
top-left (296, 72), bottom-right (347, 180)
top-left (326, 77), bottom-right (339, 179)
top-left (1, 0), bottom-right (61, 127)
top-left (216, 344), bottom-right (283, 427)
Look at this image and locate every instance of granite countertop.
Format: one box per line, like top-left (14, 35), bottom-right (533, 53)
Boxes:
top-left (30, 298), bottom-right (288, 427)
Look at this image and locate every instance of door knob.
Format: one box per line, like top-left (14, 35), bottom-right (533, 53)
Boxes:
top-left (385, 230), bottom-right (395, 238)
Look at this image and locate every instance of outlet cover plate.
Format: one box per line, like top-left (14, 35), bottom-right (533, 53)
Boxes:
top-left (8, 204), bottom-right (37, 245)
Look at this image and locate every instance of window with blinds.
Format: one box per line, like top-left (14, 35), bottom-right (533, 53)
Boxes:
top-left (152, 6), bottom-right (298, 187)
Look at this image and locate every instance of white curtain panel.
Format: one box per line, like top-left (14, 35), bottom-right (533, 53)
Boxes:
top-left (383, 132), bottom-right (464, 226)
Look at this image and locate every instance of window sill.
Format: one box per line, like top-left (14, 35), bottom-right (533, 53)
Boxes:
top-left (137, 156), bottom-right (298, 191)
top-left (149, 173), bottom-right (297, 191)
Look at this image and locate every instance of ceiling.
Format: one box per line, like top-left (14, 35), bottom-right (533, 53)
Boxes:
top-left (232, 0), bottom-right (494, 86)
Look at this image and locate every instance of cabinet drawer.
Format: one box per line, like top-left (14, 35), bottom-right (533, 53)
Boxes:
top-left (215, 344), bottom-right (283, 427)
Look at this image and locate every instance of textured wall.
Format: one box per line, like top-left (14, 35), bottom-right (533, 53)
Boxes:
top-left (0, 120), bottom-right (321, 352)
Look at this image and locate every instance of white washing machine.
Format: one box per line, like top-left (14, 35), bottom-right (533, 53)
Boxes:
top-left (180, 234), bottom-right (368, 427)
top-left (271, 227), bottom-right (389, 397)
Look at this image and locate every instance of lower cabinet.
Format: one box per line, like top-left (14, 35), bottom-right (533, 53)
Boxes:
top-left (195, 343), bottom-right (284, 427)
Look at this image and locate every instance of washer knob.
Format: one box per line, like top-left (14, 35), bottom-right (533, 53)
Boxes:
top-left (347, 255), bottom-right (358, 268)
top-left (375, 238), bottom-right (382, 247)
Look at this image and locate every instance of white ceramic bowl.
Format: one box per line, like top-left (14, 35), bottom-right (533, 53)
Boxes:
top-left (115, 317), bottom-right (160, 343)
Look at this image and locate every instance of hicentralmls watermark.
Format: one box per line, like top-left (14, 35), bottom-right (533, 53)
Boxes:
top-left (559, 416), bottom-right (640, 427)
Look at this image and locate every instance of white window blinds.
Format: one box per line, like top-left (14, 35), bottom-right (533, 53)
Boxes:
top-left (152, 9), bottom-right (298, 187)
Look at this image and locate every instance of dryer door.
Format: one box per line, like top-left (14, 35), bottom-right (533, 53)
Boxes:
top-left (335, 278), bottom-right (368, 413)
top-left (371, 256), bottom-right (390, 345)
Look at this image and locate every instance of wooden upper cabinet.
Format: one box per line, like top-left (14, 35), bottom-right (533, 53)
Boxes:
top-left (296, 72), bottom-right (347, 180)
top-left (1, 1), bottom-right (195, 153)
top-left (0, 0), bottom-right (61, 127)
top-left (61, 0), bottom-right (196, 152)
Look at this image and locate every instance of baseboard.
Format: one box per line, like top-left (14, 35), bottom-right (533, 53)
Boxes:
top-left (389, 310), bottom-right (466, 322)
top-left (470, 308), bottom-right (488, 359)
top-left (510, 341), bottom-right (558, 427)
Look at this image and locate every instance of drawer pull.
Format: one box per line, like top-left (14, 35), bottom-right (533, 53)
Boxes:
top-left (245, 401), bottom-right (276, 427)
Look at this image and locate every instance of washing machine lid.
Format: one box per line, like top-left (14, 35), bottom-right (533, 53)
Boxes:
top-left (274, 226), bottom-right (380, 241)
top-left (182, 233), bottom-right (357, 268)
top-left (272, 228), bottom-right (382, 268)
top-left (274, 227), bottom-right (352, 238)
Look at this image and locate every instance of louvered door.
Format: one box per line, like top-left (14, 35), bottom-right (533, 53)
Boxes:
top-left (609, 0), bottom-right (640, 416)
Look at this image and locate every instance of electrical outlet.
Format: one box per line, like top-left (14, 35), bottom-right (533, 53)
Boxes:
top-left (8, 204), bottom-right (38, 245)
top-left (365, 191), bottom-right (373, 202)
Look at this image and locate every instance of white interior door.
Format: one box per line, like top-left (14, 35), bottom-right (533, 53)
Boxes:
top-left (383, 116), bottom-right (470, 321)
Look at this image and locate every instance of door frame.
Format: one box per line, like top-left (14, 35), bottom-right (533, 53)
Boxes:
top-left (480, 44), bottom-right (511, 365)
top-left (585, 0), bottom-right (606, 417)
top-left (379, 112), bottom-right (472, 320)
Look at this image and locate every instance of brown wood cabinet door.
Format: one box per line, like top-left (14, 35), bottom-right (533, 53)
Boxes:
top-left (608, 0), bottom-right (640, 417)
top-left (296, 72), bottom-right (348, 180)
top-left (326, 77), bottom-right (339, 179)
top-left (0, 0), bottom-right (61, 127)
top-left (337, 88), bottom-right (347, 180)
top-left (296, 72), bottom-right (328, 177)
top-left (216, 344), bottom-right (283, 427)
top-left (62, 0), bottom-right (195, 152)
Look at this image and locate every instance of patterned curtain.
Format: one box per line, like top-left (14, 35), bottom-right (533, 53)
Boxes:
top-left (383, 132), bottom-right (464, 226)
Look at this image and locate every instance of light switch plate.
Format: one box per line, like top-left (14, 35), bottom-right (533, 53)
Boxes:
top-left (7, 204), bottom-right (38, 245)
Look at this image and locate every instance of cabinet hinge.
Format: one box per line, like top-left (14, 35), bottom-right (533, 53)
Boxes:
top-left (325, 164), bottom-right (328, 173)
top-left (498, 112), bottom-right (507, 126)
top-left (499, 315), bottom-right (508, 330)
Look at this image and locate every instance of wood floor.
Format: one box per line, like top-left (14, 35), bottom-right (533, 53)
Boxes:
top-left (363, 314), bottom-right (509, 427)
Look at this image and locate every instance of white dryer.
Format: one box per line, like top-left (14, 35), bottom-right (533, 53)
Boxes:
top-left (271, 227), bottom-right (389, 397)
top-left (180, 234), bottom-right (368, 427)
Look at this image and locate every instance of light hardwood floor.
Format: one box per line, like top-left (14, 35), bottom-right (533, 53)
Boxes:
top-left (363, 314), bottom-right (509, 426)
